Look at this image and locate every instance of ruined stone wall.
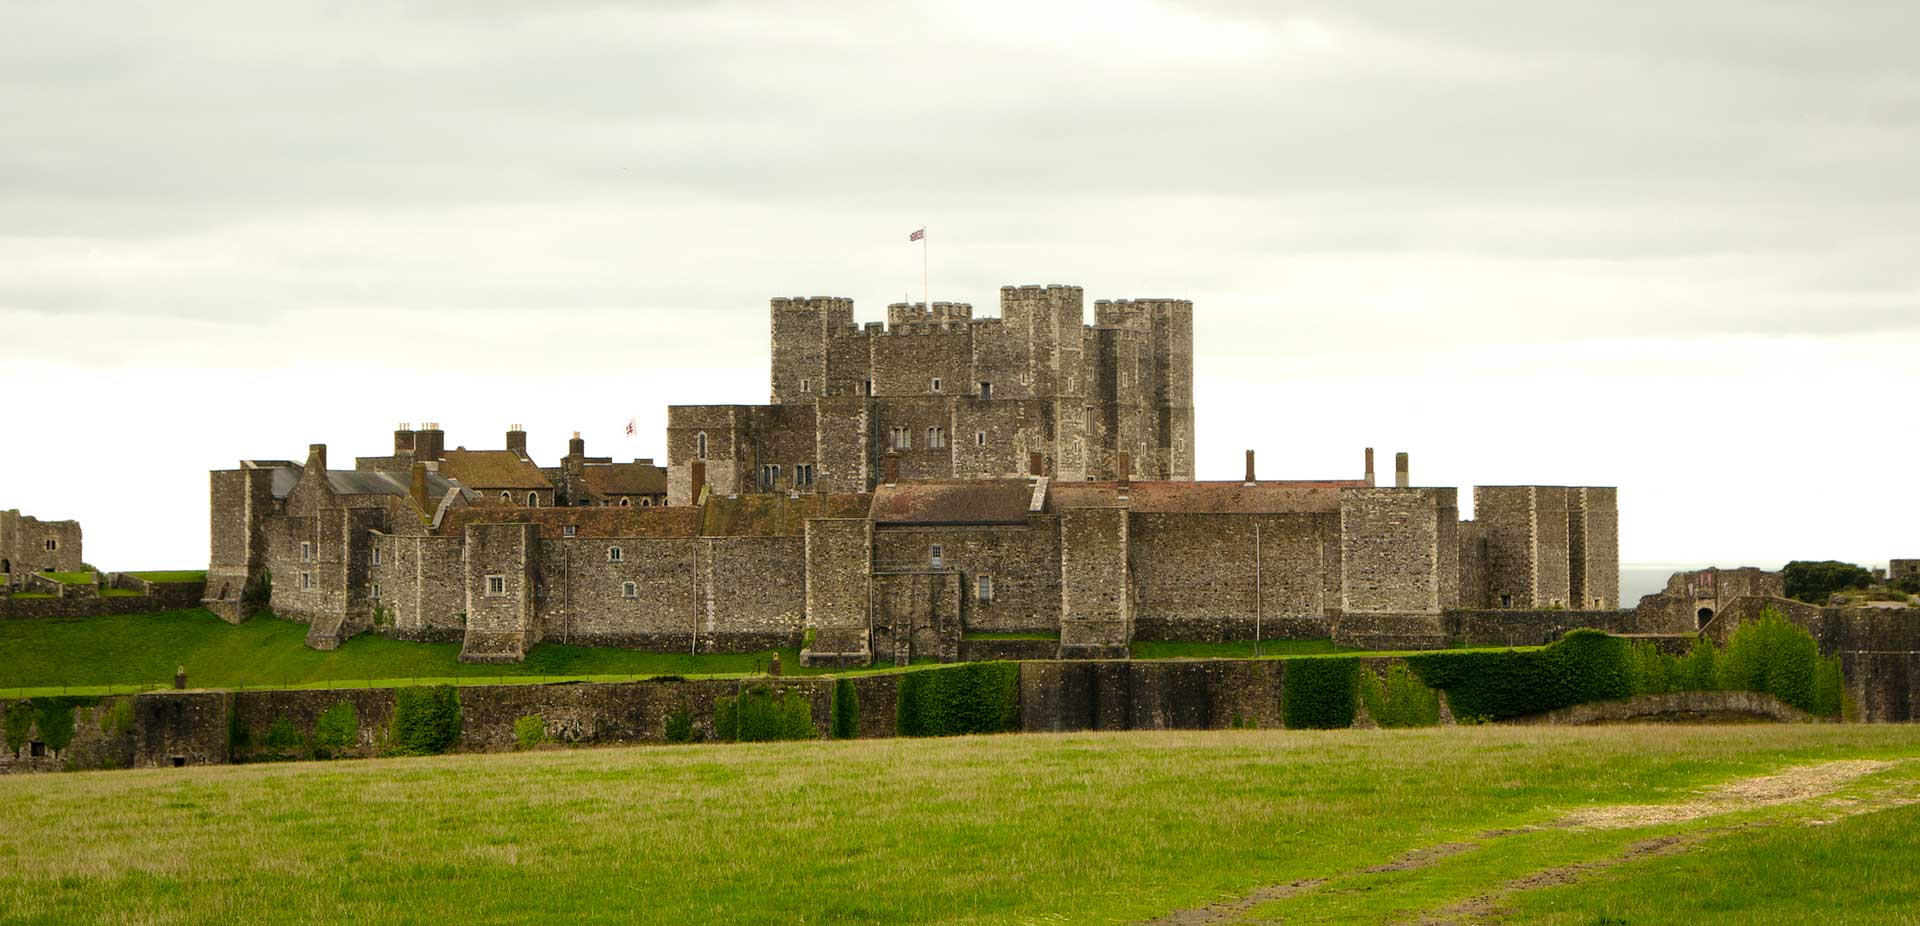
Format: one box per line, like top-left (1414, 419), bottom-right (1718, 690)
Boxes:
top-left (1059, 506), bottom-right (1129, 657)
top-left (802, 518), bottom-right (872, 666)
top-left (0, 695), bottom-right (138, 773)
top-left (871, 519), bottom-right (1063, 635)
top-left (1130, 512), bottom-right (1336, 641)
top-left (1443, 608), bottom-right (1640, 647)
top-left (1, 509), bottom-right (83, 590)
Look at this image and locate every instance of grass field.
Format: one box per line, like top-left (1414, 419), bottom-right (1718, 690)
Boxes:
top-left (124, 570), bottom-right (207, 584)
top-left (0, 725), bottom-right (1914, 925)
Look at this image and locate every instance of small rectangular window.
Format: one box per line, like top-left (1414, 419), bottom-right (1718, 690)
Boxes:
top-left (563, 525), bottom-right (577, 538)
top-left (300, 572), bottom-right (312, 590)
top-left (977, 575), bottom-right (993, 603)
top-left (931, 377), bottom-right (941, 392)
top-left (976, 431), bottom-right (986, 447)
top-left (795, 464), bottom-right (815, 489)
top-left (300, 541), bottom-right (313, 563)
top-left (608, 546), bottom-right (623, 562)
top-left (622, 581), bottom-right (637, 599)
top-left (930, 544), bottom-right (944, 569)
top-left (801, 378), bottom-right (811, 393)
top-left (979, 382), bottom-right (991, 400)
top-left (486, 575), bottom-right (506, 596)
top-left (370, 583), bottom-right (381, 600)
top-left (371, 546), bottom-right (381, 566)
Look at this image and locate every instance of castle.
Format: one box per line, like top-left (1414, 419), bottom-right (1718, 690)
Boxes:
top-left (2, 508), bottom-right (83, 590)
top-left (204, 284), bottom-right (1619, 664)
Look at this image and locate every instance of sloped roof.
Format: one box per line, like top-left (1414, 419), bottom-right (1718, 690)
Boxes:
top-left (326, 469), bottom-right (457, 499)
top-left (870, 480), bottom-right (1035, 525)
top-left (1047, 480), bottom-right (1365, 515)
top-left (440, 450), bottom-right (551, 490)
top-left (580, 461), bottom-right (668, 497)
top-left (703, 493), bottom-right (872, 536)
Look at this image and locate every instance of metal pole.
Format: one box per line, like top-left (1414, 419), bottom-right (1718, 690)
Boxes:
top-left (1254, 522), bottom-right (1262, 658)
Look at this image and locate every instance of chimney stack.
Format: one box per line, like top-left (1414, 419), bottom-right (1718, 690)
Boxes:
top-left (568, 431), bottom-right (585, 458)
top-left (506, 424), bottom-right (527, 457)
top-left (394, 423), bottom-right (415, 456)
top-left (414, 422), bottom-right (445, 461)
top-left (307, 443), bottom-right (327, 472)
top-left (1364, 447), bottom-right (1376, 487)
top-left (1395, 452), bottom-right (1410, 489)
top-left (409, 461), bottom-right (429, 512)
top-left (1244, 449), bottom-right (1256, 486)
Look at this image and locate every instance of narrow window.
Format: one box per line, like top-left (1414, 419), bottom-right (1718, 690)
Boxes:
top-left (800, 378), bottom-right (811, 393)
top-left (622, 581), bottom-right (637, 599)
top-left (796, 464), bottom-right (815, 489)
top-left (620, 497), bottom-right (631, 506)
top-left (976, 431), bottom-right (986, 447)
top-left (300, 572), bottom-right (312, 590)
top-left (696, 432), bottom-right (708, 460)
top-left (1500, 593), bottom-right (1512, 608)
top-left (642, 497), bottom-right (654, 507)
top-left (608, 546), bottom-right (623, 562)
top-left (371, 583), bottom-right (381, 601)
top-left (759, 464), bottom-right (780, 491)
top-left (486, 575), bottom-right (506, 596)
top-left (930, 544), bottom-right (944, 569)
top-left (977, 575), bottom-right (993, 603)
top-left (979, 381), bottom-right (991, 400)
top-left (931, 377), bottom-right (942, 393)
top-left (371, 546), bottom-right (381, 566)
top-left (500, 490), bottom-right (512, 502)
top-left (865, 379), bottom-right (874, 396)
top-left (44, 538), bottom-right (57, 551)
top-left (527, 492), bottom-right (539, 507)
top-left (563, 525), bottom-right (577, 538)
top-left (300, 542), bottom-right (313, 563)
top-left (928, 427), bottom-right (945, 449)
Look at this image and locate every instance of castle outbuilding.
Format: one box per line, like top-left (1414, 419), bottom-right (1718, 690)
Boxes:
top-left (204, 283), bottom-right (1620, 664)
top-left (1, 508), bottom-right (83, 590)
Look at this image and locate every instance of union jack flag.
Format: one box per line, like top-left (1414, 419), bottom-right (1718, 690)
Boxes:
top-left (909, 228), bottom-right (925, 242)
top-left (624, 418), bottom-right (636, 436)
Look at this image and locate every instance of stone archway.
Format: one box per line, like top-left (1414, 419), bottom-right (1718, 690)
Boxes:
top-left (1697, 607), bottom-right (1715, 629)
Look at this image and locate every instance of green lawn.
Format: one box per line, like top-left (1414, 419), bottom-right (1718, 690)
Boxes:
top-left (0, 725), bottom-right (1914, 925)
top-left (1131, 637), bottom-right (1355, 658)
top-left (39, 571), bottom-right (96, 585)
top-left (125, 570), bottom-right (207, 584)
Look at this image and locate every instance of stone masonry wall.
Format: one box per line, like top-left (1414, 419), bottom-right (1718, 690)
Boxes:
top-left (1130, 512), bottom-right (1336, 641)
top-left (802, 519), bottom-right (872, 666)
top-left (1059, 506), bottom-right (1130, 657)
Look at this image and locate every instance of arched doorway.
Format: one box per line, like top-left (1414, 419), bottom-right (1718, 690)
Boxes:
top-left (1697, 607), bottom-right (1715, 629)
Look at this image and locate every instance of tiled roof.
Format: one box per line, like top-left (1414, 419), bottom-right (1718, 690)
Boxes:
top-left (1047, 480), bottom-right (1366, 514)
top-left (580, 461), bottom-right (668, 497)
top-left (326, 469), bottom-right (457, 499)
top-left (870, 480), bottom-right (1035, 525)
top-left (703, 493), bottom-right (872, 536)
top-left (440, 450), bottom-right (551, 490)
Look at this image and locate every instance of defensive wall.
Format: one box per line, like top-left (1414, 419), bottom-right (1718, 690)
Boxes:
top-left (0, 577), bottom-right (206, 620)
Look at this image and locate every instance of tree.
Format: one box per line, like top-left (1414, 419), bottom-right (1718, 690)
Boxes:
top-left (1782, 560), bottom-right (1873, 604)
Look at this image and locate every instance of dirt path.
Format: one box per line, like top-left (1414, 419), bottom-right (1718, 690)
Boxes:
top-left (1139, 759), bottom-right (1912, 926)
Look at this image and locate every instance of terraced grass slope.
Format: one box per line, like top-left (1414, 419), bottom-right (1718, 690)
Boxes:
top-left (1, 725), bottom-right (1915, 925)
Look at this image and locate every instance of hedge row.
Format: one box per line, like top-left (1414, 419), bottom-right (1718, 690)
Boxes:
top-left (391, 685), bottom-right (462, 755)
top-left (1358, 662), bottom-right (1441, 728)
top-left (896, 662), bottom-right (1019, 737)
top-left (1280, 658), bottom-right (1359, 729)
top-left (714, 686), bottom-right (817, 742)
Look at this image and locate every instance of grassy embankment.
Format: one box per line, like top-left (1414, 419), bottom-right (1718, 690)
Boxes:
top-left (0, 725), bottom-right (1915, 925)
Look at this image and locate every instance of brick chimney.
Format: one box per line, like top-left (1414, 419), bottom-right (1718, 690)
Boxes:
top-left (1244, 449), bottom-right (1256, 486)
top-left (394, 423), bottom-right (414, 457)
top-left (1364, 447), bottom-right (1375, 487)
top-left (415, 422), bottom-right (445, 461)
top-left (506, 424), bottom-right (527, 457)
top-left (307, 443), bottom-right (327, 472)
top-left (569, 431), bottom-right (586, 459)
top-left (409, 461), bottom-right (430, 512)
top-left (1395, 452), bottom-right (1410, 489)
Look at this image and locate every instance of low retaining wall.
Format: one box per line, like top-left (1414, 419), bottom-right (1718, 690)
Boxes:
top-left (1504, 690), bottom-right (1818, 726)
top-left (0, 594), bottom-right (202, 620)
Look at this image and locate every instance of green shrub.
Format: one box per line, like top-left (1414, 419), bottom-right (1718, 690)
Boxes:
top-left (832, 678), bottom-right (859, 739)
top-left (1357, 662), bottom-right (1440, 728)
top-left (263, 717), bottom-right (302, 752)
top-left (1229, 714), bottom-right (1259, 729)
top-left (98, 698), bottom-right (135, 737)
top-left (1406, 630), bottom-right (1632, 723)
top-left (1783, 560), bottom-right (1873, 604)
top-left (24, 699), bottom-right (91, 754)
top-left (391, 685), bottom-right (462, 755)
top-left (663, 706), bottom-right (695, 743)
top-left (1676, 636), bottom-right (1720, 691)
top-left (713, 686), bottom-right (817, 742)
top-left (243, 570), bottom-right (272, 609)
top-left (1282, 657), bottom-right (1359, 729)
top-left (896, 663), bottom-right (1020, 737)
top-left (4, 702), bottom-right (35, 753)
top-left (1716, 608), bottom-right (1839, 714)
top-left (513, 714), bottom-right (545, 750)
top-left (313, 702), bottom-right (359, 755)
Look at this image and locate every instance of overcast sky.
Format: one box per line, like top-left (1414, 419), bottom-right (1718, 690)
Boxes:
top-left (3, 1), bottom-right (1916, 589)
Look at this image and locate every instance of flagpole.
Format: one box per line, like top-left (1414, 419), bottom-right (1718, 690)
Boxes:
top-left (921, 227), bottom-right (929, 312)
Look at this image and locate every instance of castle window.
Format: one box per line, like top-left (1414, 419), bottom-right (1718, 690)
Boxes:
top-left (931, 377), bottom-right (941, 393)
top-left (801, 378), bottom-right (811, 393)
top-left (620, 498), bottom-right (631, 506)
top-left (1500, 594), bottom-right (1512, 608)
top-left (563, 525), bottom-right (577, 538)
top-left (371, 546), bottom-right (381, 566)
top-left (930, 544), bottom-right (944, 569)
top-left (977, 575), bottom-right (993, 603)
top-left (622, 581), bottom-right (637, 599)
top-left (696, 432), bottom-right (708, 460)
top-left (891, 427), bottom-right (911, 451)
top-left (300, 542), bottom-right (313, 563)
top-left (44, 538), bottom-right (56, 552)
top-left (486, 575), bottom-right (506, 596)
top-left (608, 546), bottom-right (623, 562)
top-left (300, 572), bottom-right (312, 590)
top-left (527, 492), bottom-right (540, 507)
top-left (370, 583), bottom-right (381, 600)
top-left (758, 464), bottom-right (781, 491)
top-left (865, 379), bottom-right (874, 396)
top-left (928, 427), bottom-right (946, 449)
top-left (795, 464), bottom-right (815, 489)
top-left (642, 497), bottom-right (654, 507)
top-left (979, 381), bottom-right (992, 400)
top-left (501, 491), bottom-right (512, 502)
top-left (976, 431), bottom-right (986, 447)
top-left (536, 585), bottom-right (545, 598)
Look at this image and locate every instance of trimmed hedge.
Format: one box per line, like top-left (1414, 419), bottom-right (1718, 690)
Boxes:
top-left (391, 685), bottom-right (462, 755)
top-left (1358, 661), bottom-right (1440, 728)
top-left (1281, 657), bottom-right (1359, 729)
top-left (663, 706), bottom-right (695, 743)
top-left (714, 686), bottom-right (817, 742)
top-left (513, 714), bottom-right (545, 750)
top-left (1625, 609), bottom-right (1845, 716)
top-left (896, 662), bottom-right (1020, 737)
top-left (1406, 629), bottom-right (1633, 723)
top-left (313, 702), bottom-right (359, 754)
top-left (832, 678), bottom-right (859, 739)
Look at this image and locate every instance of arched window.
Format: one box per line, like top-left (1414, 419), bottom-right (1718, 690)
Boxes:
top-left (527, 492), bottom-right (539, 507)
top-left (620, 498), bottom-right (631, 507)
top-left (696, 432), bottom-right (708, 460)
top-left (500, 490), bottom-right (511, 502)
